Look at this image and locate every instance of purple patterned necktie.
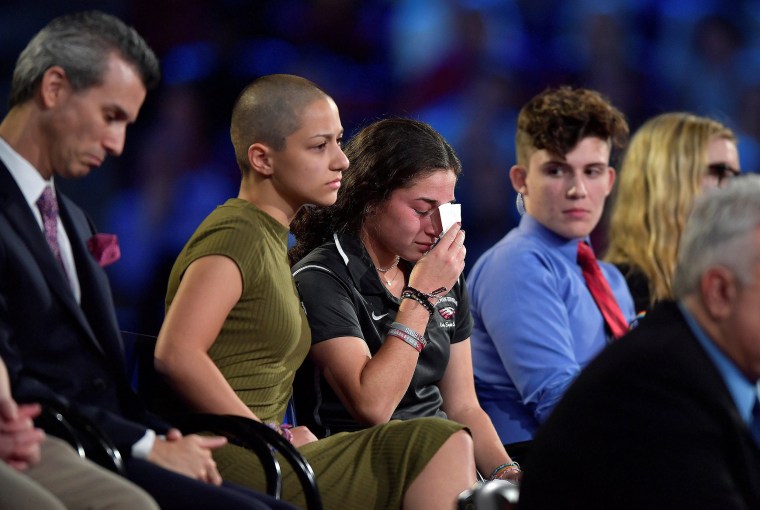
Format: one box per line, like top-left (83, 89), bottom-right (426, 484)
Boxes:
top-left (36, 186), bottom-right (67, 276)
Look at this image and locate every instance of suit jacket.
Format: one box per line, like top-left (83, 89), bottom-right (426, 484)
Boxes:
top-left (0, 162), bottom-right (168, 455)
top-left (520, 301), bottom-right (760, 510)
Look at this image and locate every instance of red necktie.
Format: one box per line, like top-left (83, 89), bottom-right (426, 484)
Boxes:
top-left (577, 241), bottom-right (629, 339)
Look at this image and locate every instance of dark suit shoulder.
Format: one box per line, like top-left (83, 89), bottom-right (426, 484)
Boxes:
top-left (521, 300), bottom-right (760, 509)
top-left (570, 301), bottom-right (729, 422)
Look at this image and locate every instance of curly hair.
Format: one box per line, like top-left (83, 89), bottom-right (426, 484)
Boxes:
top-left (515, 86), bottom-right (629, 166)
top-left (289, 117), bottom-right (461, 265)
top-left (604, 112), bottom-right (736, 307)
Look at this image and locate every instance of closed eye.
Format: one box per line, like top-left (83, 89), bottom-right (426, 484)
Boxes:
top-left (103, 107), bottom-right (128, 124)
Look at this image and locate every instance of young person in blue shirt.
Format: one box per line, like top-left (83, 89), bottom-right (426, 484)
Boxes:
top-left (520, 175), bottom-right (760, 509)
top-left (468, 86), bottom-right (636, 444)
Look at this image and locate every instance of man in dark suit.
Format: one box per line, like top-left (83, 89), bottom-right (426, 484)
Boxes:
top-left (0, 356), bottom-right (160, 510)
top-left (0, 11), bottom-right (291, 510)
top-left (520, 175), bottom-right (760, 509)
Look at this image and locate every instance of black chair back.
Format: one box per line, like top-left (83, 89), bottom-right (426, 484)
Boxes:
top-left (121, 331), bottom-right (323, 510)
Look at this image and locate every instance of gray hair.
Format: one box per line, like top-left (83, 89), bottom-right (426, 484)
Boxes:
top-left (673, 174), bottom-right (760, 298)
top-left (9, 10), bottom-right (160, 108)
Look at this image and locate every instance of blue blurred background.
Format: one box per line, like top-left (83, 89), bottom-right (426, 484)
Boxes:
top-left (3, 0), bottom-right (760, 335)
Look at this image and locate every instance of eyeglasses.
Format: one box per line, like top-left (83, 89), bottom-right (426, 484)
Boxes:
top-left (707, 163), bottom-right (740, 185)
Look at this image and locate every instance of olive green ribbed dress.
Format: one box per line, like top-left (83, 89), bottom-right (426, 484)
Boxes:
top-left (165, 199), bottom-right (464, 509)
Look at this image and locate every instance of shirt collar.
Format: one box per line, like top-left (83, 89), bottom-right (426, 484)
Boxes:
top-left (520, 213), bottom-right (591, 265)
top-left (678, 301), bottom-right (758, 425)
top-left (0, 136), bottom-right (54, 210)
top-left (333, 231), bottom-right (398, 296)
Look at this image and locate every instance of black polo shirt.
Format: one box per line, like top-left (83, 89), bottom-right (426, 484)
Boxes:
top-left (291, 232), bottom-right (473, 436)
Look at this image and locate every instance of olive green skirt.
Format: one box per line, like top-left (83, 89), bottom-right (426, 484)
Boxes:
top-left (213, 417), bottom-right (466, 510)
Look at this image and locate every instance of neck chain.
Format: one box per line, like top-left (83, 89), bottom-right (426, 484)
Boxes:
top-left (381, 268), bottom-right (401, 287)
top-left (375, 256), bottom-right (401, 287)
top-left (375, 256), bottom-right (400, 273)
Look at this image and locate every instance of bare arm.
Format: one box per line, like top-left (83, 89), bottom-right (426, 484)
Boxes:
top-left (438, 339), bottom-right (517, 479)
top-left (310, 325), bottom-right (423, 425)
top-left (155, 255), bottom-right (316, 448)
top-left (309, 225), bottom-right (467, 424)
top-left (155, 255), bottom-right (255, 419)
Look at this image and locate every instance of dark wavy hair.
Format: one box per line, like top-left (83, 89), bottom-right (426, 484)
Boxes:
top-left (515, 86), bottom-right (629, 166)
top-left (289, 117), bottom-right (462, 265)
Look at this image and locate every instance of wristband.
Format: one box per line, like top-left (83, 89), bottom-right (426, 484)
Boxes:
top-left (390, 322), bottom-right (427, 349)
top-left (266, 422), bottom-right (293, 443)
top-left (488, 461), bottom-right (521, 481)
top-left (424, 286), bottom-right (448, 298)
top-left (400, 286), bottom-right (436, 315)
top-left (388, 328), bottom-right (424, 353)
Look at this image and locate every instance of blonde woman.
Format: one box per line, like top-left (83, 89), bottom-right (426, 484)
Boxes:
top-left (605, 112), bottom-right (740, 313)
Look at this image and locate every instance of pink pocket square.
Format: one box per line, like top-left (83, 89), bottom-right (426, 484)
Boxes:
top-left (87, 233), bottom-right (121, 267)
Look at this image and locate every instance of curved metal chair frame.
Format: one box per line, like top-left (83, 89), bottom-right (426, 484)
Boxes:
top-left (39, 403), bottom-right (125, 475)
top-left (122, 330), bottom-right (323, 510)
top-left (177, 413), bottom-right (322, 510)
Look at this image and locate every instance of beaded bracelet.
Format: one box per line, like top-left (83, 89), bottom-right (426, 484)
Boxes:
top-left (390, 322), bottom-right (427, 349)
top-left (266, 422), bottom-right (294, 443)
top-left (400, 287), bottom-right (436, 315)
top-left (488, 461), bottom-right (521, 481)
top-left (388, 328), bottom-right (424, 353)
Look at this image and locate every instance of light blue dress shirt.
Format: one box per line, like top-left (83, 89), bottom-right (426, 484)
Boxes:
top-left (469, 213), bottom-right (635, 443)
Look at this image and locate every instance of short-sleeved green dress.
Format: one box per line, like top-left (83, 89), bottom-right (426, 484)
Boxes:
top-left (165, 199), bottom-right (465, 509)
